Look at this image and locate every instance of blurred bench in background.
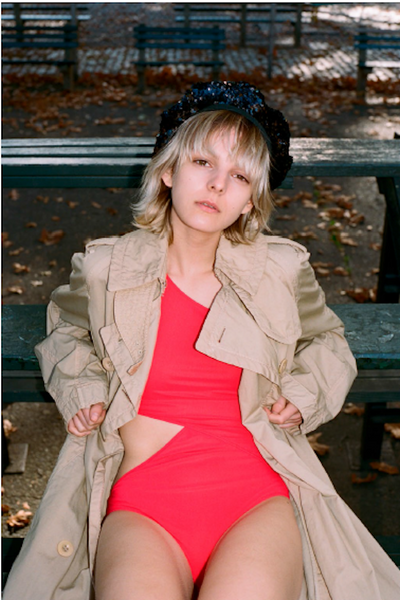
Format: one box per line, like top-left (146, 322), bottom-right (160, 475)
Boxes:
top-left (133, 24), bottom-right (225, 93)
top-left (174, 3), bottom-right (303, 48)
top-left (355, 27), bottom-right (400, 99)
top-left (1, 22), bottom-right (78, 89)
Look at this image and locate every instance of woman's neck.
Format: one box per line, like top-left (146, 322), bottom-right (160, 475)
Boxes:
top-left (167, 228), bottom-right (220, 279)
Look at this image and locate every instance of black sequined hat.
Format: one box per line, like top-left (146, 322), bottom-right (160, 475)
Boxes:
top-left (153, 81), bottom-right (293, 190)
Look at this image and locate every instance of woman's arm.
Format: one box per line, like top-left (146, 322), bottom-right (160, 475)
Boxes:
top-left (34, 248), bottom-right (110, 431)
top-left (278, 249), bottom-right (358, 435)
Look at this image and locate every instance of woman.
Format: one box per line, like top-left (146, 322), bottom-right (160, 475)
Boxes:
top-left (4, 81), bottom-right (400, 600)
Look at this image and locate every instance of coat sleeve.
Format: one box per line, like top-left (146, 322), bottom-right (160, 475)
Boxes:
top-left (34, 250), bottom-right (109, 428)
top-left (279, 249), bottom-right (358, 435)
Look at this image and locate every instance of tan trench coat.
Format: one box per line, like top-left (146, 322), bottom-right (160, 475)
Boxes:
top-left (4, 229), bottom-right (400, 600)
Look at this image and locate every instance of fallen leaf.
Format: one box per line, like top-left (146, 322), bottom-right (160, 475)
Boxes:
top-left (6, 285), bottom-right (24, 295)
top-left (2, 232), bottom-right (13, 248)
top-left (106, 188), bottom-right (124, 193)
top-left (38, 229), bottom-right (65, 246)
top-left (2, 504), bottom-right (10, 515)
top-left (312, 261), bottom-right (333, 269)
top-left (315, 267), bottom-right (330, 277)
top-left (22, 502), bottom-right (30, 510)
top-left (6, 509), bottom-right (32, 532)
top-left (25, 222), bottom-right (37, 228)
top-left (351, 472), bottom-right (377, 484)
top-left (91, 201), bottom-right (102, 209)
top-left (346, 287), bottom-right (376, 303)
top-left (30, 280), bottom-right (43, 287)
top-left (343, 403), bottom-right (364, 416)
top-left (307, 433), bottom-right (330, 456)
top-left (370, 462), bottom-right (399, 475)
top-left (339, 233), bottom-right (358, 247)
top-left (275, 214), bottom-right (297, 221)
top-left (9, 247), bottom-right (24, 256)
top-left (333, 266), bottom-right (349, 276)
top-left (302, 199), bottom-right (318, 209)
top-left (12, 262), bottom-right (30, 274)
top-left (384, 423), bottom-right (400, 439)
top-left (36, 195), bottom-right (49, 204)
top-left (370, 242), bottom-right (381, 251)
top-left (51, 216), bottom-right (61, 221)
top-left (3, 418), bottom-right (17, 436)
top-left (106, 207), bottom-right (118, 216)
top-left (8, 189), bottom-right (19, 201)
top-left (67, 201), bottom-right (79, 209)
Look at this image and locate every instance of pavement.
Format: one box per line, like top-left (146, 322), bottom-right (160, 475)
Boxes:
top-left (2, 2), bottom-right (400, 81)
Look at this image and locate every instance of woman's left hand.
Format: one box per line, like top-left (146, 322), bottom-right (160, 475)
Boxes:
top-left (264, 396), bottom-right (303, 429)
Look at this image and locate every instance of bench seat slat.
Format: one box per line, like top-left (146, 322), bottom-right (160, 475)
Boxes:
top-left (3, 304), bottom-right (400, 372)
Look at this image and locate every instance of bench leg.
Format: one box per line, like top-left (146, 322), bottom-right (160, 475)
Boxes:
top-left (376, 178), bottom-right (400, 303)
top-left (136, 66), bottom-right (145, 94)
top-left (356, 65), bottom-right (371, 99)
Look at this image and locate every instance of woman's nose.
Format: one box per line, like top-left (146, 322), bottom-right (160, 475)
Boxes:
top-left (208, 170), bottom-right (226, 193)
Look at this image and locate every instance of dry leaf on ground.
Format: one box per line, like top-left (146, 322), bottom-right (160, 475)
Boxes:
top-left (343, 403), bottom-right (365, 416)
top-left (6, 509), bottom-right (33, 532)
top-left (307, 433), bottom-right (330, 456)
top-left (370, 462), bottom-right (399, 475)
top-left (8, 189), bottom-right (19, 201)
top-left (346, 287), bottom-right (377, 303)
top-left (384, 423), bottom-right (400, 440)
top-left (351, 472), bottom-right (378, 484)
top-left (38, 229), bottom-right (65, 245)
top-left (12, 262), bottom-right (30, 274)
top-left (6, 285), bottom-right (24, 295)
top-left (3, 419), bottom-right (17, 436)
top-left (333, 266), bottom-right (349, 276)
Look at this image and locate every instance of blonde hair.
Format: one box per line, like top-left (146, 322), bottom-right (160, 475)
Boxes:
top-left (133, 110), bottom-right (274, 244)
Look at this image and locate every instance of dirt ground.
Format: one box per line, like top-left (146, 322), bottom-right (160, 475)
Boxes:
top-left (2, 49), bottom-right (400, 544)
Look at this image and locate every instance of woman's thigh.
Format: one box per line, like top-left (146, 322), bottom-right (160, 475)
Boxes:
top-left (198, 496), bottom-right (303, 600)
top-left (95, 511), bottom-right (194, 600)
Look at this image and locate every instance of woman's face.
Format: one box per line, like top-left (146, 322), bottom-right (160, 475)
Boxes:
top-left (162, 130), bottom-right (254, 239)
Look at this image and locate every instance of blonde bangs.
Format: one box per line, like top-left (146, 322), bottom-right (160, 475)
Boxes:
top-left (134, 110), bottom-right (274, 244)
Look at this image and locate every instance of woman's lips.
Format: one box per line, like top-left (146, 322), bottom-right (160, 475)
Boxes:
top-left (195, 201), bottom-right (220, 213)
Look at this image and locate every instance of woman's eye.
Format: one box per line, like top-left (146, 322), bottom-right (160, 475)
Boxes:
top-left (194, 159), bottom-right (209, 167)
top-left (235, 173), bottom-right (249, 183)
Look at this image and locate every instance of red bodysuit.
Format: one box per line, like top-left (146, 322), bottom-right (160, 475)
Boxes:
top-left (106, 276), bottom-right (289, 582)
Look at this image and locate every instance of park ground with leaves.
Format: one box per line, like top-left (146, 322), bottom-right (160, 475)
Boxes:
top-left (2, 70), bottom-right (400, 539)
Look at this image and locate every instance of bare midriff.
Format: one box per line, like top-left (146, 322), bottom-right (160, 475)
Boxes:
top-left (117, 416), bottom-right (182, 481)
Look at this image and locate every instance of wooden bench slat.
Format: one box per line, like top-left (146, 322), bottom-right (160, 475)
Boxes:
top-left (3, 139), bottom-right (400, 186)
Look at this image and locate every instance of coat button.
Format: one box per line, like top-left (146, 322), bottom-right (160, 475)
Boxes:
top-left (278, 359), bottom-right (288, 374)
top-left (57, 540), bottom-right (74, 557)
top-left (102, 357), bottom-right (114, 372)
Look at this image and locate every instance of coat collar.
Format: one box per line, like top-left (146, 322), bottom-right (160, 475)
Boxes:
top-left (107, 229), bottom-right (269, 296)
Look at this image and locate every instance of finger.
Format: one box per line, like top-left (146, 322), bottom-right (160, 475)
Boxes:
top-left (89, 403), bottom-right (106, 424)
top-left (72, 414), bottom-right (91, 433)
top-left (271, 396), bottom-right (287, 414)
top-left (67, 420), bottom-right (90, 437)
top-left (267, 405), bottom-right (302, 425)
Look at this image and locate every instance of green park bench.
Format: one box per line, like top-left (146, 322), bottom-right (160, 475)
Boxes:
top-left (2, 136), bottom-right (400, 578)
top-left (1, 3), bottom-right (89, 88)
top-left (1, 23), bottom-right (79, 89)
top-left (174, 3), bottom-right (303, 49)
top-left (354, 27), bottom-right (400, 99)
top-left (133, 24), bottom-right (225, 93)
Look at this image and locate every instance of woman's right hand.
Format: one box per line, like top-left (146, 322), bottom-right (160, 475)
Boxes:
top-left (67, 402), bottom-right (106, 437)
